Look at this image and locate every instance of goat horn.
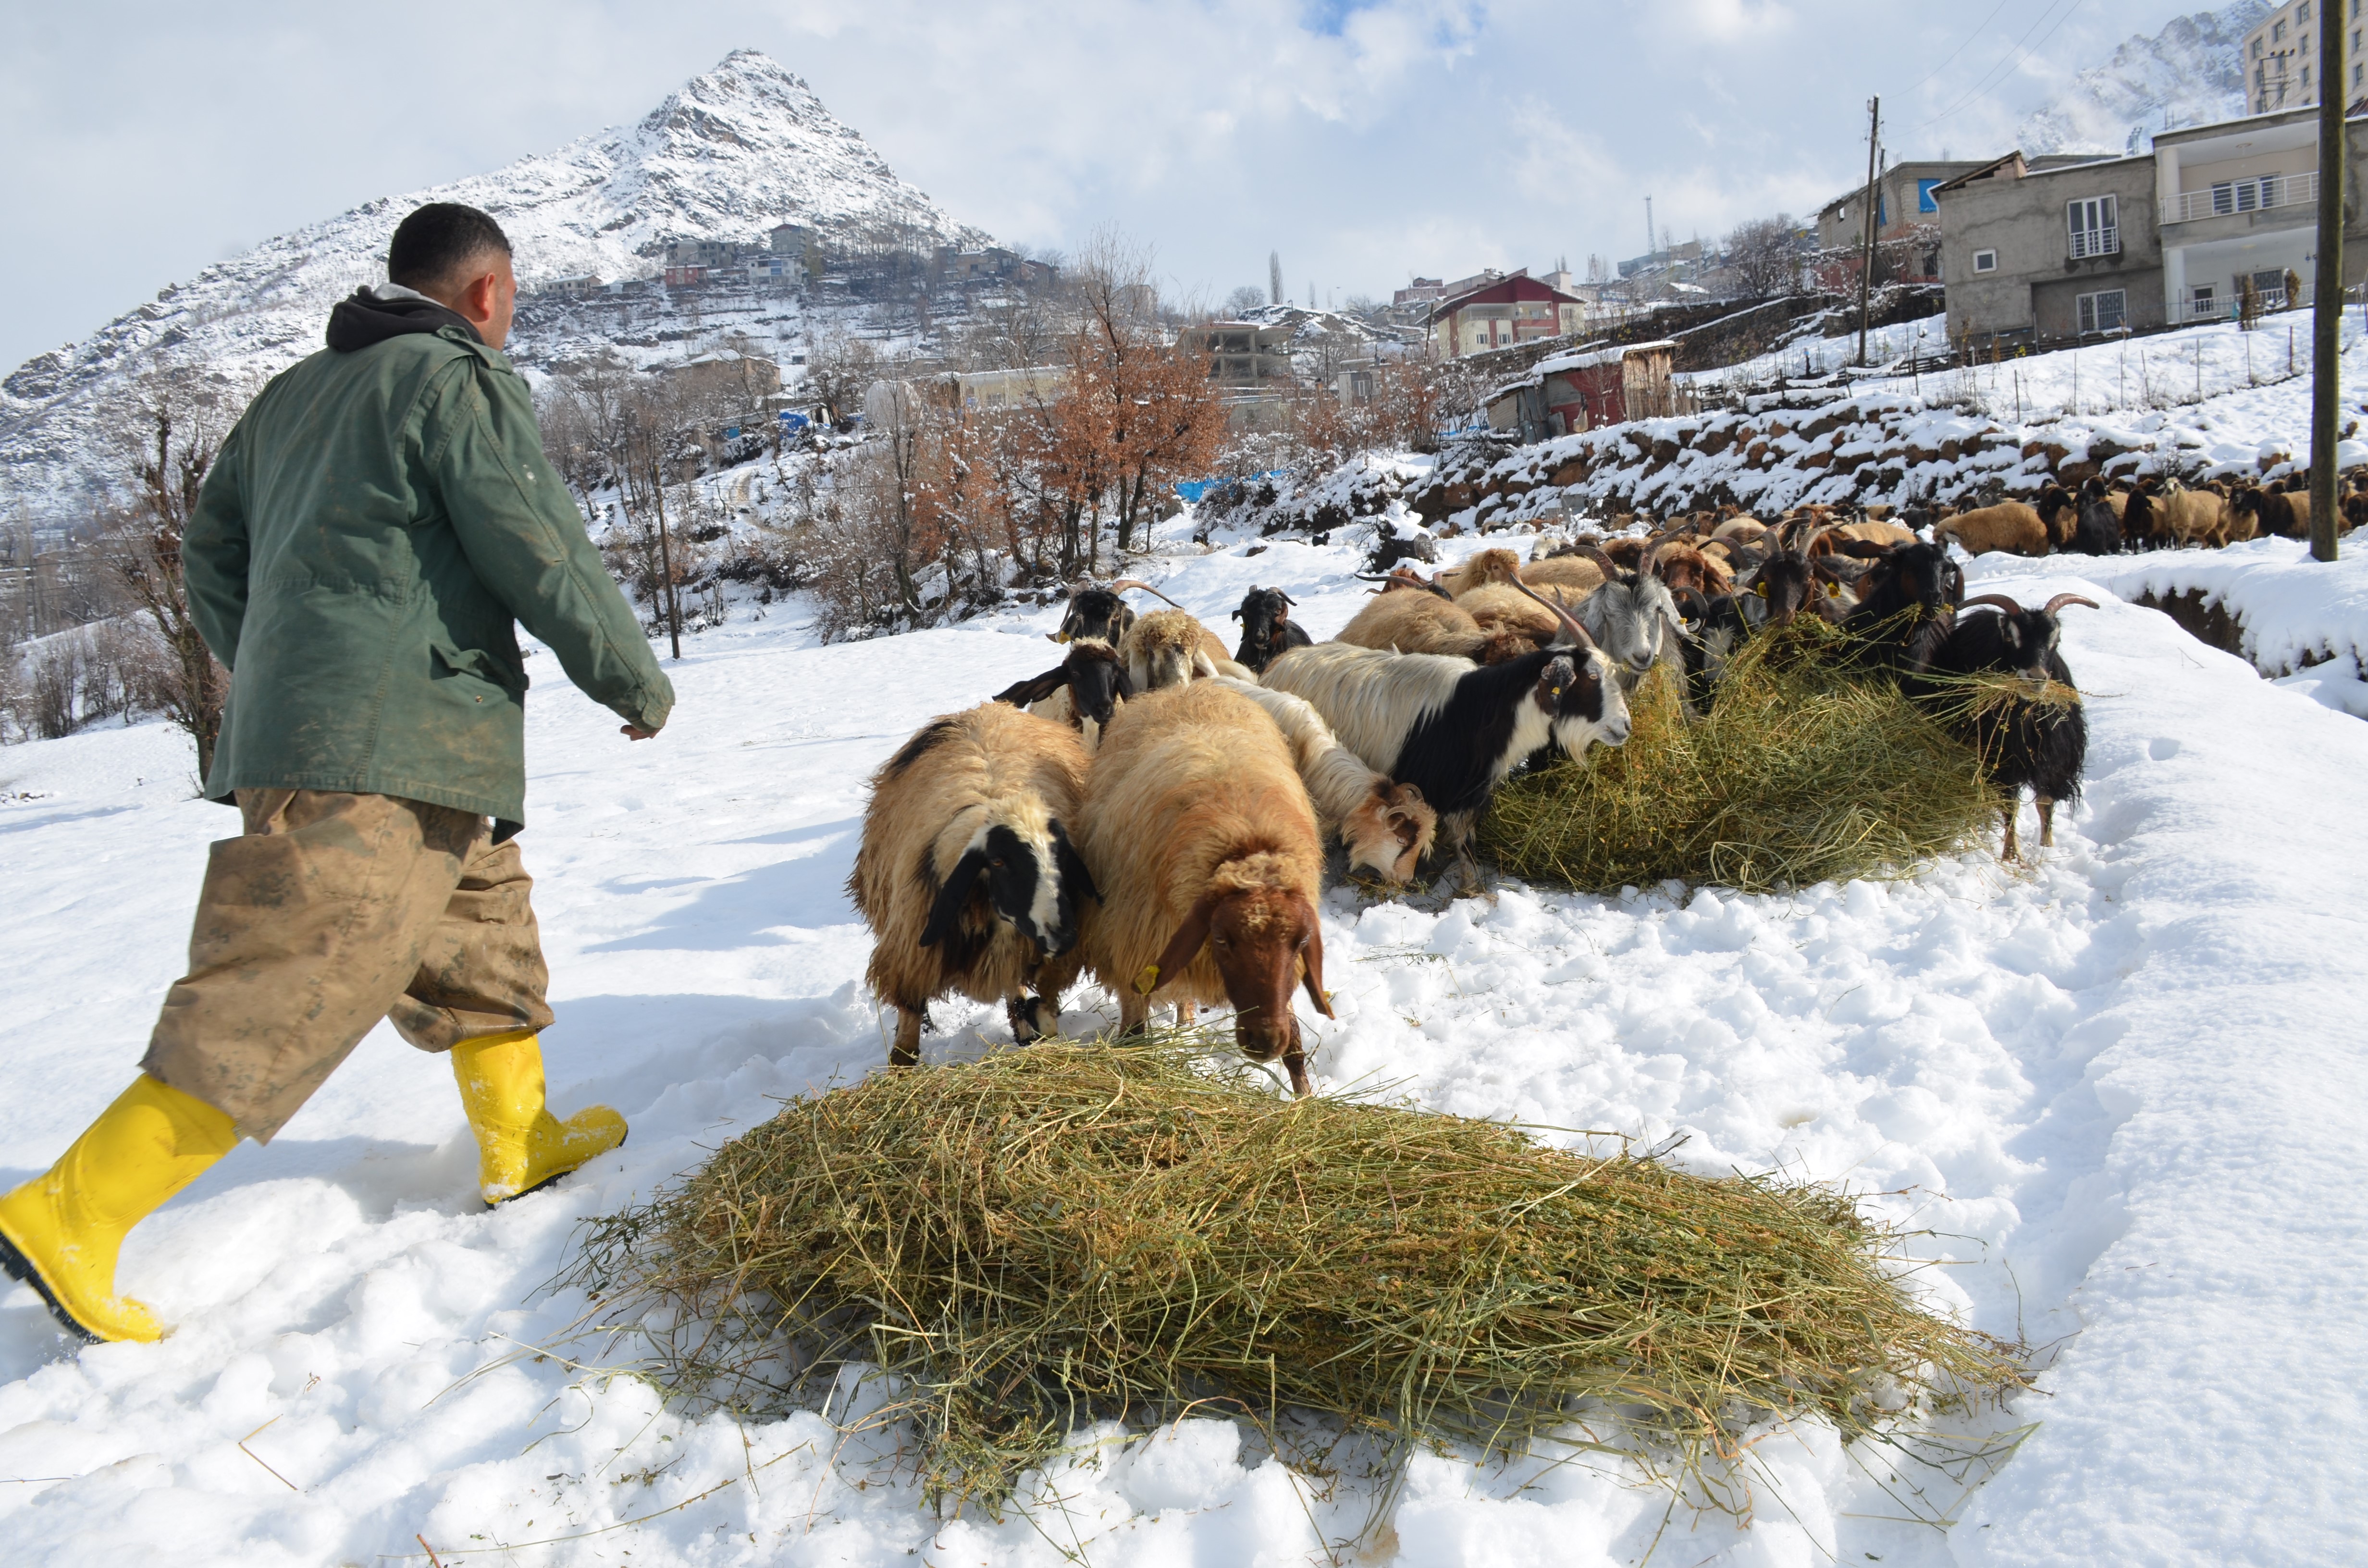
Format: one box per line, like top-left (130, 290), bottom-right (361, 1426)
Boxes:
top-left (2043, 593), bottom-right (2101, 616)
top-left (1110, 578), bottom-right (1189, 611)
top-left (1571, 542), bottom-right (1621, 576)
top-left (1957, 594), bottom-right (2027, 615)
top-left (1510, 578), bottom-right (1595, 650)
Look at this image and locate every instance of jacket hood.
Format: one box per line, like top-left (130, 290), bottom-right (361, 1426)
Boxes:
top-left (325, 285), bottom-right (484, 353)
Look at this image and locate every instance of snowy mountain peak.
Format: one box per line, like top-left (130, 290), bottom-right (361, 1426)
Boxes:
top-left (2017, 3), bottom-right (2270, 157)
top-left (0, 51), bottom-right (989, 510)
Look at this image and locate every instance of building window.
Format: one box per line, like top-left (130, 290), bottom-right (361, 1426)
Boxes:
top-left (2213, 175), bottom-right (2284, 213)
top-left (2077, 289), bottom-right (2128, 334)
top-left (2303, 64), bottom-right (2312, 86)
top-left (2300, 0), bottom-right (2311, 23)
top-left (2253, 268), bottom-right (2293, 305)
top-left (2274, 19), bottom-right (2286, 40)
top-left (2067, 195), bottom-right (2120, 258)
top-left (1973, 248), bottom-right (1998, 273)
top-left (2191, 284), bottom-right (2218, 321)
top-left (2254, 37), bottom-right (2265, 56)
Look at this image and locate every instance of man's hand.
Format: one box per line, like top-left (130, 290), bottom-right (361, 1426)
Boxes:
top-left (620, 723), bottom-right (658, 741)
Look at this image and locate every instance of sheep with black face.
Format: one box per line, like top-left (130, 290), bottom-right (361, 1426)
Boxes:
top-left (1231, 586), bottom-right (1314, 673)
top-left (850, 704), bottom-right (1099, 1066)
top-left (991, 638), bottom-right (1134, 752)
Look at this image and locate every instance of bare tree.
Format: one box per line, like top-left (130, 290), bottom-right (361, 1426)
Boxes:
top-left (1725, 215), bottom-right (1803, 297)
top-left (1224, 285), bottom-right (1269, 317)
top-left (102, 358), bottom-right (246, 779)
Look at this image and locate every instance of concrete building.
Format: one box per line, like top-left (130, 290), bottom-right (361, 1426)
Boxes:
top-left (1936, 105), bottom-right (2368, 345)
top-left (1183, 321), bottom-right (1295, 387)
top-left (2240, 0), bottom-right (2368, 114)
top-left (1935, 151), bottom-right (2165, 342)
top-left (1427, 271), bottom-right (1586, 358)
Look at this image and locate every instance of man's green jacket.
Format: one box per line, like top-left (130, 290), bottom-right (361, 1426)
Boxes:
top-left (186, 299), bottom-right (672, 836)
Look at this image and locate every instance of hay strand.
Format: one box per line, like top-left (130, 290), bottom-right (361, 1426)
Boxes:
top-left (1480, 620), bottom-right (2004, 895)
top-left (568, 1038), bottom-right (2024, 1516)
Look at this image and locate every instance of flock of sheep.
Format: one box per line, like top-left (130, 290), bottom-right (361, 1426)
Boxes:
top-left (849, 502), bottom-right (2108, 1085)
top-left (1928, 468), bottom-right (2366, 556)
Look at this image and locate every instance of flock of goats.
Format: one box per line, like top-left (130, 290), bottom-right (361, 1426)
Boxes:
top-left (849, 496), bottom-right (2116, 1089)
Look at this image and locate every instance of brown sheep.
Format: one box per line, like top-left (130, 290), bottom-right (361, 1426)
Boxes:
top-left (1520, 553), bottom-right (1608, 597)
top-left (1434, 547), bottom-right (1525, 597)
top-left (1712, 516), bottom-right (1769, 546)
top-left (1828, 519), bottom-right (1917, 550)
top-left (1212, 676), bottom-right (1437, 884)
top-left (1456, 581), bottom-right (1582, 646)
top-left (1119, 608), bottom-right (1233, 691)
top-left (851, 704), bottom-right (1099, 1066)
top-left (2231, 486), bottom-right (2309, 539)
top-left (2157, 482), bottom-right (2233, 547)
top-left (1335, 588), bottom-right (1533, 664)
top-left (1647, 539), bottom-right (1734, 597)
top-left (1078, 682), bottom-right (1334, 1095)
top-left (1934, 502), bottom-right (2050, 557)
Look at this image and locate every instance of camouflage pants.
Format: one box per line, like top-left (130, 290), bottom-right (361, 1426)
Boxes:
top-left (142, 789), bottom-right (555, 1142)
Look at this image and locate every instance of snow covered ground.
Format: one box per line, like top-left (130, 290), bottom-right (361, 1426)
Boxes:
top-left (3, 522), bottom-right (2366, 1567)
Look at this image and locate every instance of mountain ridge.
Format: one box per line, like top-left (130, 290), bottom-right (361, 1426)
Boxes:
top-left (0, 50), bottom-right (989, 514)
top-left (2016, 3), bottom-right (2270, 157)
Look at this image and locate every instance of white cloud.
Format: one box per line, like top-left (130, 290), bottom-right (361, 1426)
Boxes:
top-left (0, 0), bottom-right (2213, 371)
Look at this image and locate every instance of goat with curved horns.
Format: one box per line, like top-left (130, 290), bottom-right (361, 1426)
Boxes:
top-left (1927, 592), bottom-right (2098, 860)
top-left (1262, 580), bottom-right (1630, 886)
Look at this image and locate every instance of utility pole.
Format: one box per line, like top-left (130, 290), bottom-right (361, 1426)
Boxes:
top-left (648, 459), bottom-right (683, 659)
top-left (2310, 0), bottom-right (2344, 562)
top-left (1645, 196), bottom-right (1655, 260)
top-left (1857, 96), bottom-right (1882, 367)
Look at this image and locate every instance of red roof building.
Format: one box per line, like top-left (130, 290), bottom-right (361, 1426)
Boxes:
top-left (1427, 270), bottom-right (1586, 357)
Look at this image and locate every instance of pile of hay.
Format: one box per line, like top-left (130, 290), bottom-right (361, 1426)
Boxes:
top-left (571, 1040), bottom-right (2024, 1515)
top-left (1480, 620), bottom-right (2002, 894)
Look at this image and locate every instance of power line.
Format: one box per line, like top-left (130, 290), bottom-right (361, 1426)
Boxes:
top-left (1898, 0), bottom-right (2016, 99)
top-left (1921, 0), bottom-right (2090, 130)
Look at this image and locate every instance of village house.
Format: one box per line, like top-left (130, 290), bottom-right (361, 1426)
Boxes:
top-left (1935, 104), bottom-right (2368, 346)
top-left (1427, 271), bottom-right (1586, 358)
top-left (1813, 160), bottom-right (1994, 260)
top-left (1483, 340), bottom-right (1677, 441)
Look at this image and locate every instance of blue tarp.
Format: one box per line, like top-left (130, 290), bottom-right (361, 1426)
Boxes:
top-left (1174, 470), bottom-right (1287, 503)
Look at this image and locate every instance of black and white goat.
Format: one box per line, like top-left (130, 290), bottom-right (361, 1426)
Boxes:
top-left (1926, 592), bottom-right (2097, 860)
top-left (1261, 583), bottom-right (1630, 881)
top-left (992, 638), bottom-right (1135, 750)
top-left (1231, 585), bottom-right (1314, 673)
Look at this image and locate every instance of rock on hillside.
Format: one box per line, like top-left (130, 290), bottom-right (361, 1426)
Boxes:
top-left (2018, 3), bottom-right (2269, 157)
top-left (0, 49), bottom-right (989, 514)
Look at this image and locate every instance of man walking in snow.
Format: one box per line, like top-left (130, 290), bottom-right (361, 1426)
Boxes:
top-left (0, 203), bottom-right (675, 1345)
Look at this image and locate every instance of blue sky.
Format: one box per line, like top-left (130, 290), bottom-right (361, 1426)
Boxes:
top-left (0, 1), bottom-right (2225, 374)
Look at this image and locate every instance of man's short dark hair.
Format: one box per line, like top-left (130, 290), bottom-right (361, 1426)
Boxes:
top-left (388, 203), bottom-right (512, 292)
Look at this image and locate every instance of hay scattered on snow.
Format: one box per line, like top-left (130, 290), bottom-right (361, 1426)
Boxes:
top-left (569, 1038), bottom-right (2025, 1516)
top-left (1480, 619), bottom-right (2003, 895)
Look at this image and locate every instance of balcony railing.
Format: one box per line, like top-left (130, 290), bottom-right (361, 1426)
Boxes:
top-left (2175, 286), bottom-right (2301, 323)
top-left (2068, 226), bottom-right (2120, 259)
top-left (2170, 170), bottom-right (2319, 224)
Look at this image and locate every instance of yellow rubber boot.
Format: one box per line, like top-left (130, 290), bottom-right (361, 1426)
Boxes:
top-left (0, 1075), bottom-right (238, 1344)
top-left (450, 1030), bottom-right (627, 1206)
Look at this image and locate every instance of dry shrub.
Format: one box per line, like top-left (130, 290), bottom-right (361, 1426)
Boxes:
top-left (568, 1038), bottom-right (2025, 1519)
top-left (1480, 621), bottom-right (2003, 894)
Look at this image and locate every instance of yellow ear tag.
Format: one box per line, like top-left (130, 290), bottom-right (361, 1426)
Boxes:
top-left (1132, 964), bottom-right (1161, 995)
top-left (1755, 582), bottom-right (1767, 596)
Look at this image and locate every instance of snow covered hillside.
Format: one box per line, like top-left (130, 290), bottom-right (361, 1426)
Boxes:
top-left (2, 504), bottom-right (2366, 1565)
top-left (2018, 3), bottom-right (2268, 157)
top-left (0, 50), bottom-right (987, 512)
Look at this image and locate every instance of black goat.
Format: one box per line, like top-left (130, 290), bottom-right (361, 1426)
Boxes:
top-left (1843, 539), bottom-right (1963, 687)
top-left (1927, 592), bottom-right (2097, 859)
top-left (1052, 585), bottom-right (1135, 646)
top-left (2069, 479), bottom-right (2123, 555)
top-left (1230, 585), bottom-right (1313, 673)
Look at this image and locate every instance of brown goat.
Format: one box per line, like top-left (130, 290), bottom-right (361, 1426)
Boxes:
top-left (1520, 553), bottom-right (1608, 597)
top-left (1078, 682), bottom-right (1333, 1095)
